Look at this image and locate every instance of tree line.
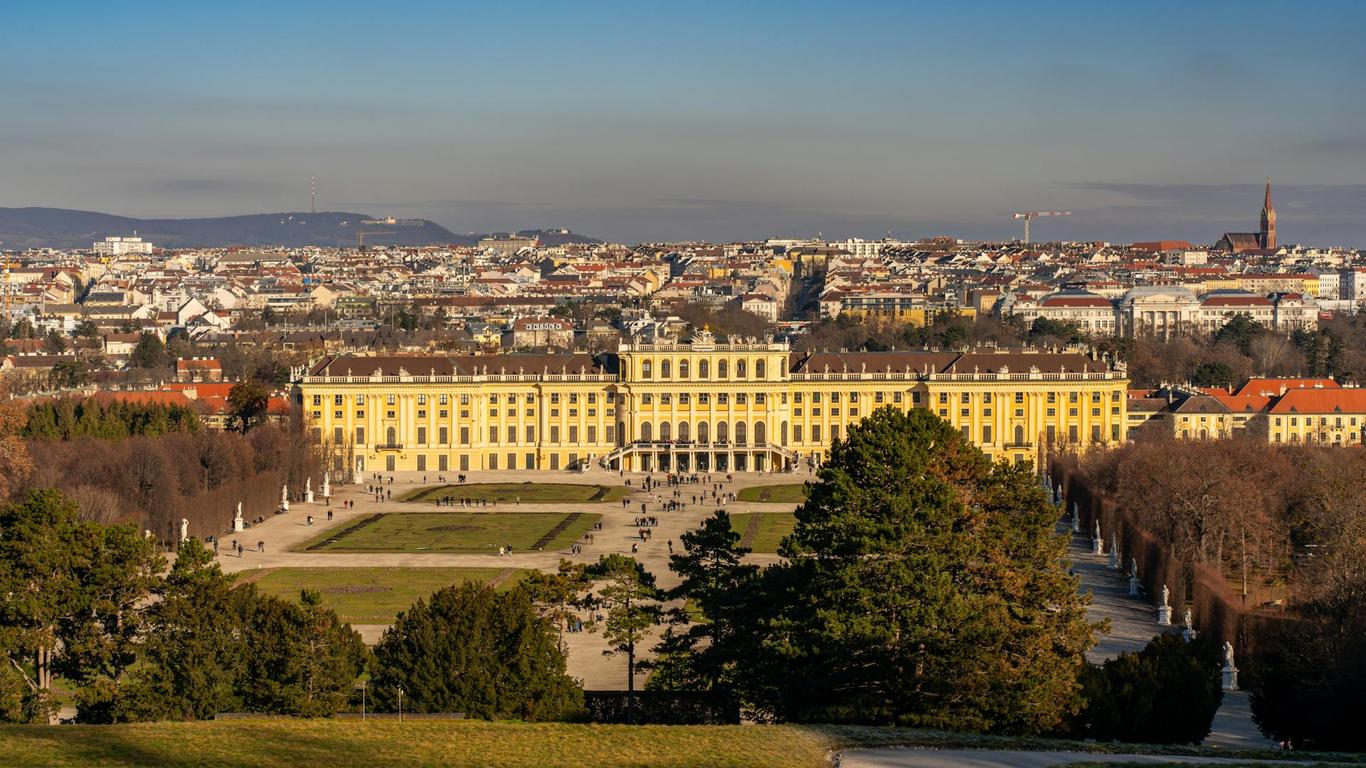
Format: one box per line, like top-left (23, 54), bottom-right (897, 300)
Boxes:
top-left (22, 397), bottom-right (203, 440)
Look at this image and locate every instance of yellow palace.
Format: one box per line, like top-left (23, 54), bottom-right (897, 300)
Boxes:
top-left (293, 330), bottom-right (1128, 475)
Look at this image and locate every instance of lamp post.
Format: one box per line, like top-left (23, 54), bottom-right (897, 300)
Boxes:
top-left (397, 685), bottom-right (404, 723)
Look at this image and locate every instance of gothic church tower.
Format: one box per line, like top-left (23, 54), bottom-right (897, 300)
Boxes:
top-left (1260, 177), bottom-right (1277, 249)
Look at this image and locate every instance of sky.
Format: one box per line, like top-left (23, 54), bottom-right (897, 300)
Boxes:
top-left (3, 0), bottom-right (1366, 245)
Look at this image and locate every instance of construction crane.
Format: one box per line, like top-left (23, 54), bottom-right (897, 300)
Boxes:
top-left (357, 230), bottom-right (395, 251)
top-left (1011, 211), bottom-right (1071, 244)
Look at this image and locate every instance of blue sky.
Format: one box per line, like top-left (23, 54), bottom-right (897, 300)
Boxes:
top-left (3, 1), bottom-right (1365, 244)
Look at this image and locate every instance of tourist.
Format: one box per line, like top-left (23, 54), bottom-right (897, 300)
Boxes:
top-left (327, 509), bottom-right (333, 521)
top-left (668, 539), bottom-right (673, 553)
top-left (258, 540), bottom-right (264, 552)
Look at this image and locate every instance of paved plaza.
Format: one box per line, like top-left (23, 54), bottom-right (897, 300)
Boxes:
top-left (213, 466), bottom-right (800, 689)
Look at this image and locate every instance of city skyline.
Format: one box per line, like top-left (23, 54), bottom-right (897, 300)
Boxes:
top-left (4, 1), bottom-right (1366, 245)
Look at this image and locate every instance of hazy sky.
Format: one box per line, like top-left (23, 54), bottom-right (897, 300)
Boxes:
top-left (4, 1), bottom-right (1365, 245)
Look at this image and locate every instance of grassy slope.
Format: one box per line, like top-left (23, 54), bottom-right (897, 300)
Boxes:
top-left (401, 483), bottom-right (630, 504)
top-left (0, 721), bottom-right (835, 768)
top-left (2, 722), bottom-right (1356, 768)
top-left (300, 512), bottom-right (602, 554)
top-left (243, 567), bottom-right (525, 624)
top-left (735, 484), bottom-right (807, 504)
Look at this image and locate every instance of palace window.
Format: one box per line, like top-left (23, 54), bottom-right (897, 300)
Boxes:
top-left (699, 360), bottom-right (709, 378)
top-left (718, 361), bottom-right (728, 378)
top-left (679, 360), bottom-right (690, 379)
top-left (736, 360), bottom-right (747, 378)
top-left (661, 360), bottom-right (672, 378)
top-left (642, 361), bottom-right (653, 379)
top-left (755, 360), bottom-right (766, 378)
top-left (417, 394), bottom-right (427, 405)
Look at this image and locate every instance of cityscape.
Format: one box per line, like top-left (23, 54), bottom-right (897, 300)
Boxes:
top-left (1, 3), bottom-right (1364, 768)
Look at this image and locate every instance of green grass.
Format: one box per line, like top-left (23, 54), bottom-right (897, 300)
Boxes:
top-left (300, 512), bottom-right (602, 554)
top-left (735, 484), bottom-right (807, 504)
top-left (241, 567), bottom-right (527, 624)
top-left (1, 722), bottom-right (1356, 768)
top-left (400, 482), bottom-right (630, 504)
top-left (728, 512), bottom-right (797, 553)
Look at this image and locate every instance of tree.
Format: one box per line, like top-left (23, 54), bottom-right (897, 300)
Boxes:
top-left (118, 539), bottom-right (245, 720)
top-left (48, 359), bottom-right (90, 390)
top-left (649, 510), bottom-right (757, 697)
top-left (522, 560), bottom-right (591, 653)
top-left (129, 332), bottom-right (168, 371)
top-left (42, 330), bottom-right (66, 354)
top-left (1071, 633), bottom-right (1223, 744)
top-left (227, 380), bottom-right (269, 433)
top-left (237, 589), bottom-right (366, 717)
top-left (1213, 313), bottom-right (1264, 355)
top-left (74, 319), bottom-right (99, 339)
top-left (1191, 360), bottom-right (1236, 388)
top-left (370, 582), bottom-right (580, 720)
top-left (748, 407), bottom-right (1094, 732)
top-left (584, 554), bottom-right (660, 719)
top-left (0, 385), bottom-right (33, 498)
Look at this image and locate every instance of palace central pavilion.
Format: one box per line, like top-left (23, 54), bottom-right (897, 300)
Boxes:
top-left (293, 330), bottom-right (1128, 476)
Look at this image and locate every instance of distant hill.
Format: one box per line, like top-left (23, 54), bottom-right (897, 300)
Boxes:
top-left (0, 208), bottom-right (602, 250)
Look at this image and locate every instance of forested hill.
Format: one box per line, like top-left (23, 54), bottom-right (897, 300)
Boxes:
top-left (0, 208), bottom-right (603, 249)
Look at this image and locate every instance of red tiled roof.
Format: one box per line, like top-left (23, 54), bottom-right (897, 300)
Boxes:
top-left (1235, 378), bottom-right (1338, 397)
top-left (1268, 388), bottom-right (1366, 415)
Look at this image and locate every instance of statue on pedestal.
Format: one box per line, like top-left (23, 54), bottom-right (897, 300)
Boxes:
top-left (322, 472), bottom-right (331, 499)
top-left (1128, 557), bottom-right (1141, 597)
top-left (305, 477), bottom-right (314, 505)
top-left (1157, 584), bottom-right (1172, 626)
top-left (281, 484), bottom-right (290, 513)
top-left (233, 502), bottom-right (245, 532)
top-left (1181, 609), bottom-right (1197, 642)
top-left (1222, 641), bottom-right (1239, 690)
top-left (179, 518), bottom-right (189, 543)
top-left (1092, 520), bottom-right (1104, 556)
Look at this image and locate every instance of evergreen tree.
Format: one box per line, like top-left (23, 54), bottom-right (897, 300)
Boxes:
top-left (522, 560), bottom-right (591, 653)
top-left (370, 582), bottom-right (580, 720)
top-left (749, 407), bottom-right (1094, 732)
top-left (228, 380), bottom-right (270, 433)
top-left (237, 589), bottom-right (367, 717)
top-left (129, 332), bottom-right (168, 371)
top-left (119, 539), bottom-right (245, 720)
top-left (1073, 633), bottom-right (1223, 744)
top-left (584, 554), bottom-right (660, 718)
top-left (648, 510), bottom-right (757, 697)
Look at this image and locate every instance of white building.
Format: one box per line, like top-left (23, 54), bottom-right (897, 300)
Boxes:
top-left (94, 236), bottom-right (154, 256)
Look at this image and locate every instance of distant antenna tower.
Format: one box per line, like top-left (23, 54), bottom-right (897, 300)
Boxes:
top-left (310, 176), bottom-right (317, 214)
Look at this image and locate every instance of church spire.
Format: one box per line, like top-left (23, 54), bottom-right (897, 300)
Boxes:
top-left (1259, 176), bottom-right (1277, 250)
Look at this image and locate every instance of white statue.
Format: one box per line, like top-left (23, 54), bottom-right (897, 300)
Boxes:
top-left (233, 502), bottom-right (245, 532)
top-left (1181, 609), bottom-right (1196, 641)
top-left (1092, 520), bottom-right (1104, 556)
top-left (322, 472), bottom-right (331, 499)
top-left (179, 518), bottom-right (189, 543)
top-left (1130, 557), bottom-right (1138, 577)
top-left (1157, 584), bottom-right (1172, 626)
top-left (1222, 641), bottom-right (1239, 690)
top-left (1108, 532), bottom-right (1119, 570)
top-left (281, 484), bottom-right (290, 512)
top-left (305, 477), bottom-right (314, 505)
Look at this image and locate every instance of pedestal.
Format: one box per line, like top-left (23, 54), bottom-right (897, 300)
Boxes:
top-left (1108, 549), bottom-right (1118, 570)
top-left (233, 518), bottom-right (245, 533)
top-left (281, 500), bottom-right (290, 513)
top-left (1182, 627), bottom-right (1197, 642)
top-left (1128, 576), bottom-right (1140, 597)
top-left (1157, 605), bottom-right (1172, 626)
top-left (1222, 665), bottom-right (1239, 691)
top-left (1092, 537), bottom-right (1104, 556)
top-left (305, 490), bottom-right (314, 504)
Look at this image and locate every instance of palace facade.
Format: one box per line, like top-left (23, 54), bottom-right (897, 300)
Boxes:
top-left (293, 331), bottom-right (1129, 476)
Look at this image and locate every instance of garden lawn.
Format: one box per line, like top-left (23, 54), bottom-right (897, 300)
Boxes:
top-left (729, 512), bottom-right (797, 553)
top-left (0, 720), bottom-right (842, 768)
top-left (401, 482), bottom-right (629, 504)
top-left (300, 512), bottom-right (601, 554)
top-left (241, 567), bottom-right (526, 624)
top-left (735, 484), bottom-right (807, 504)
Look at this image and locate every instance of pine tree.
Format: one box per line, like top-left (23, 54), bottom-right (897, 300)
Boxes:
top-left (750, 406), bottom-right (1094, 733)
top-left (584, 554), bottom-right (660, 720)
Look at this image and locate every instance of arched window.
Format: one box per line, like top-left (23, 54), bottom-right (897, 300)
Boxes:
top-left (755, 359), bottom-right (766, 379)
top-left (1199, 428), bottom-right (1208, 440)
top-left (661, 360), bottom-right (672, 378)
top-left (718, 360), bottom-right (728, 378)
top-left (735, 421), bottom-right (748, 445)
top-left (736, 360), bottom-right (747, 378)
top-left (754, 421), bottom-right (766, 444)
top-left (660, 422), bottom-right (672, 441)
top-left (678, 421), bottom-right (690, 441)
top-left (697, 421), bottom-right (710, 443)
top-left (1014, 425), bottom-right (1024, 445)
top-left (386, 426), bottom-right (396, 445)
top-left (717, 421), bottom-right (729, 442)
top-left (641, 361), bottom-right (652, 379)
top-left (640, 422), bottom-right (652, 442)
top-left (699, 360), bottom-right (709, 379)
top-left (679, 360), bottom-right (689, 379)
